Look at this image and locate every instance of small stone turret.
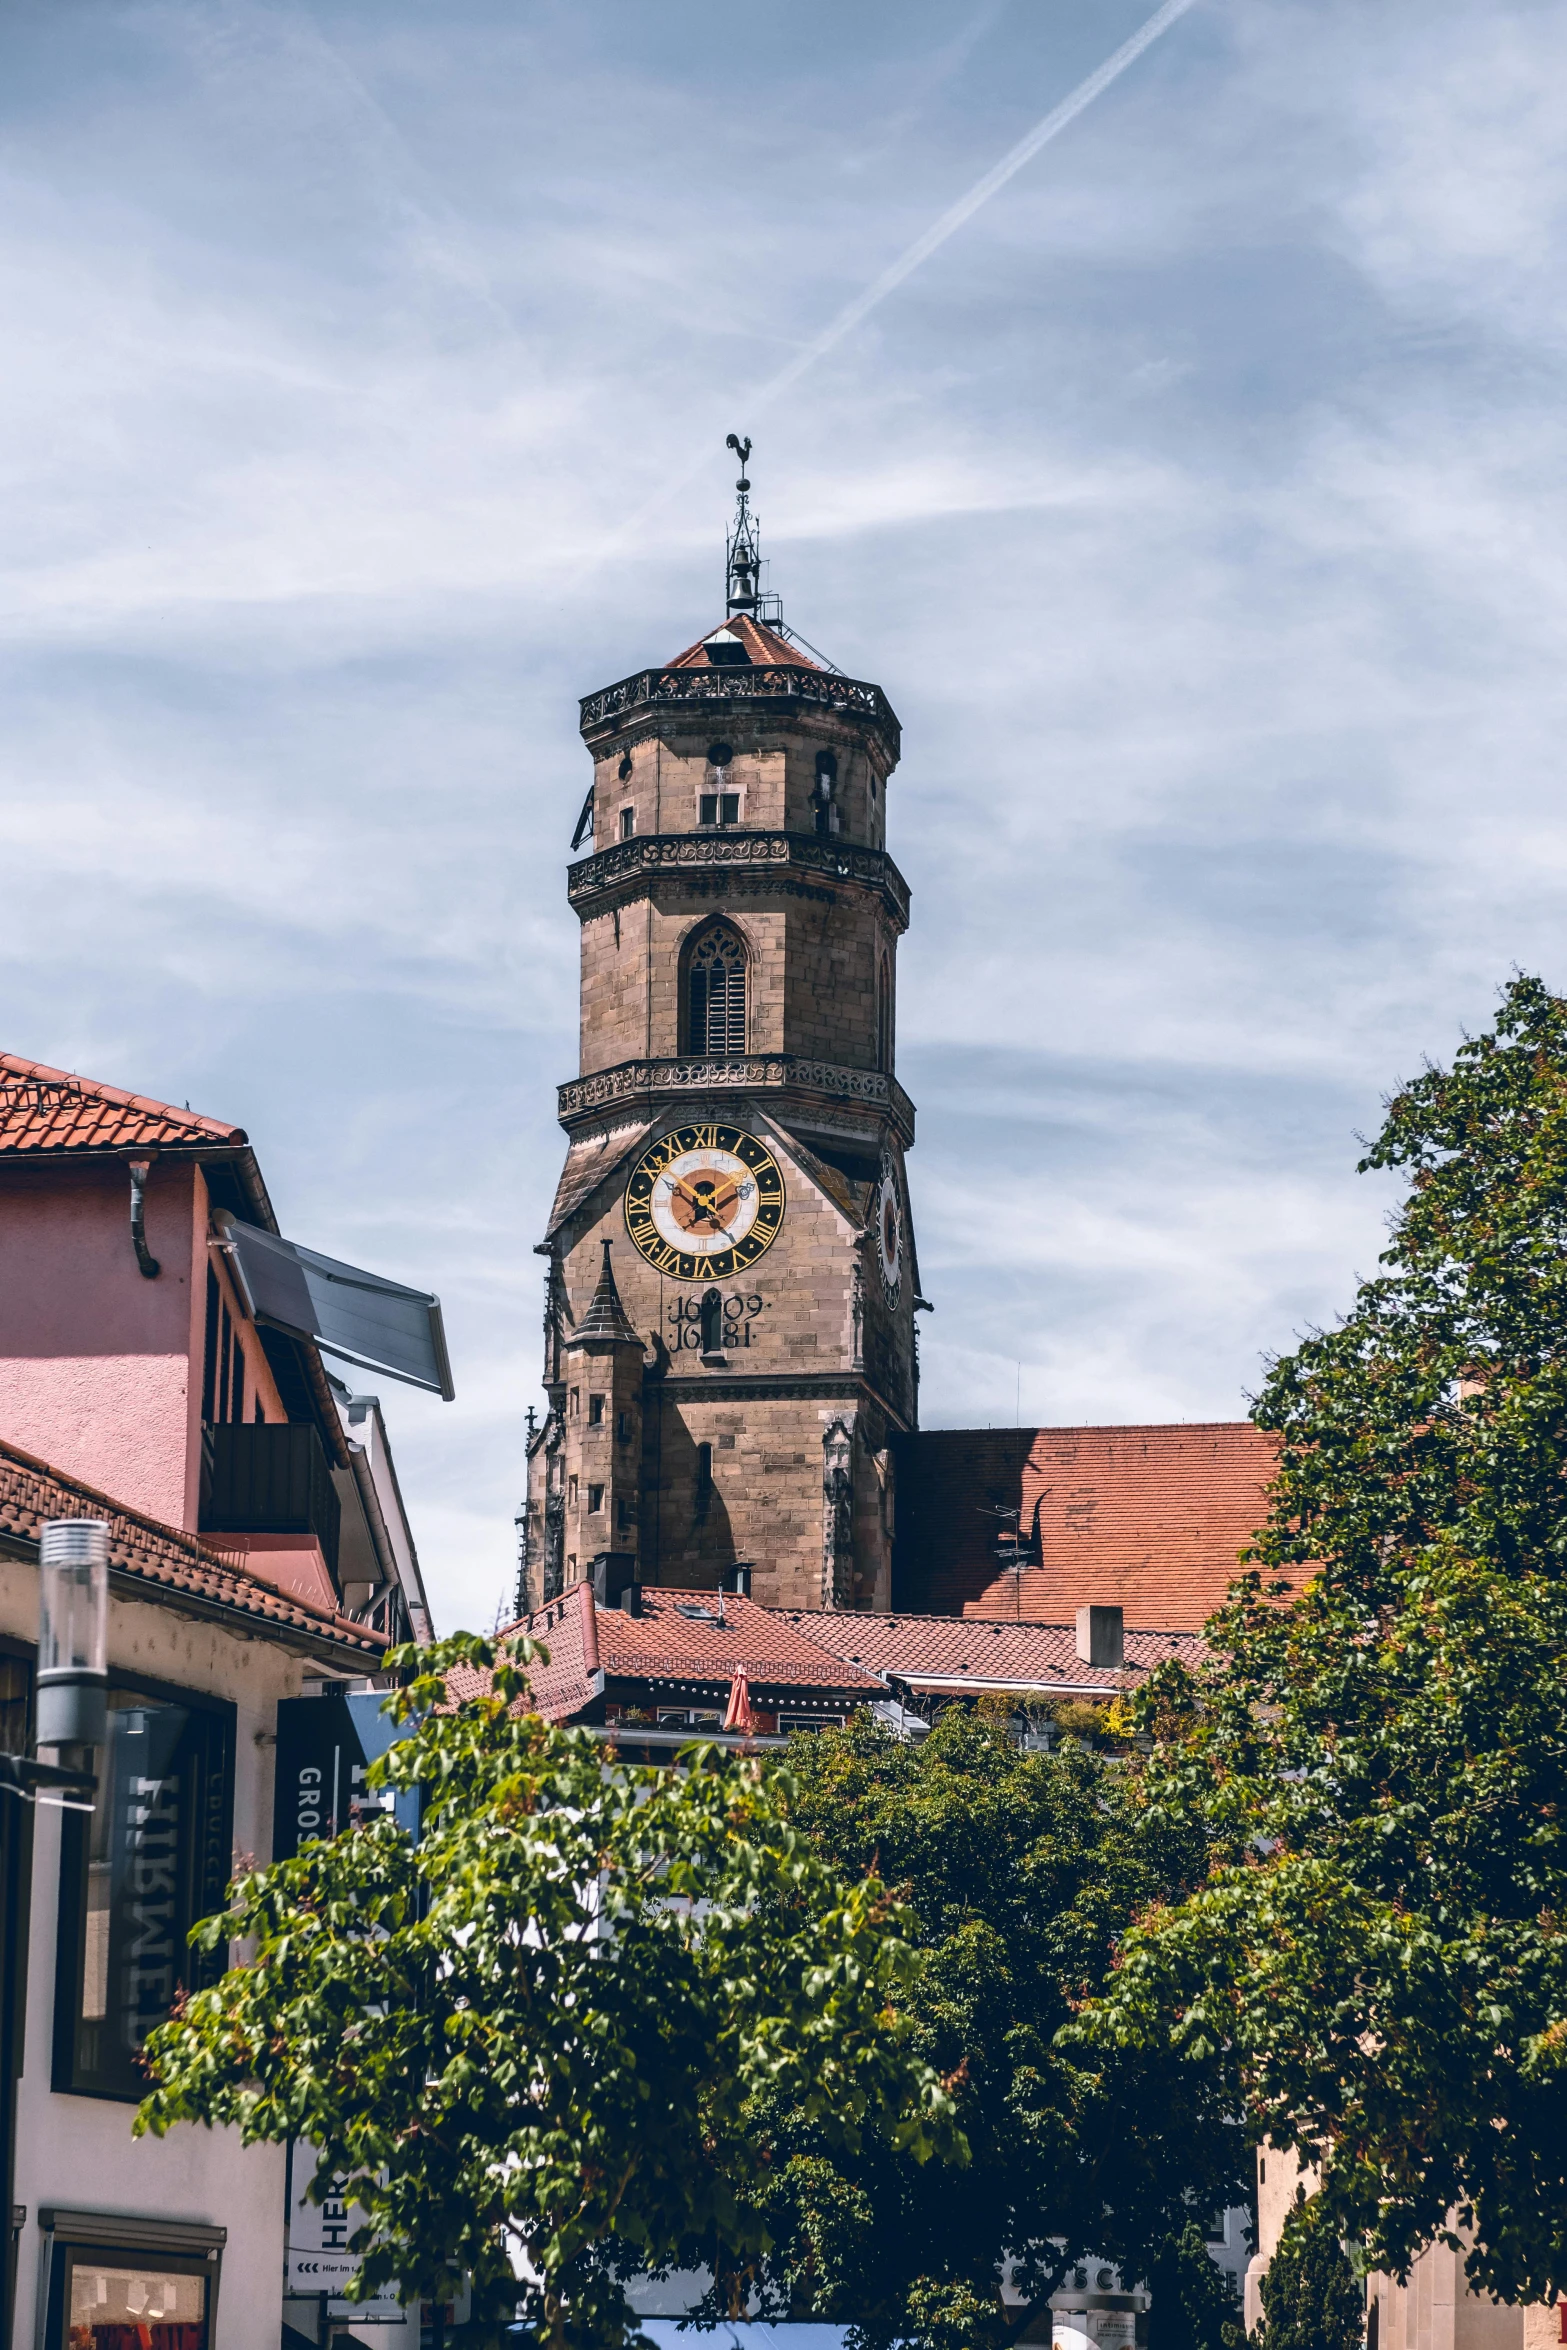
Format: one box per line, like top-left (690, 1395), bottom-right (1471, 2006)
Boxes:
top-left (556, 1243), bottom-right (644, 1595)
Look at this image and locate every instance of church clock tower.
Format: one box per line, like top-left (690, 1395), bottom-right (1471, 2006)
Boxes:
top-left (522, 451), bottom-right (920, 1614)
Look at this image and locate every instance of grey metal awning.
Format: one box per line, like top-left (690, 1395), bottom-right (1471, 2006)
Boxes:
top-left (217, 1215), bottom-right (455, 1400)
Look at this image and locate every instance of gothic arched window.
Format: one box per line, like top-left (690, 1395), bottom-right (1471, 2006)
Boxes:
top-left (686, 922), bottom-right (747, 1058)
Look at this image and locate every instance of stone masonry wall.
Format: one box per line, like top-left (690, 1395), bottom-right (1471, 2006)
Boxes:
top-left (576, 883), bottom-right (897, 1074)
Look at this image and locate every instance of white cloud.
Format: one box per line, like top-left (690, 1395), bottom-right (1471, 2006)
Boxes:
top-left (3, 0), bottom-right (1566, 1626)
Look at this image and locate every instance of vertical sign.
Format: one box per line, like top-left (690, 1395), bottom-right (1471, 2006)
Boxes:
top-left (285, 2141), bottom-right (411, 2329)
top-left (276, 1691), bottom-right (421, 2334)
top-left (273, 1690), bottom-right (417, 1862)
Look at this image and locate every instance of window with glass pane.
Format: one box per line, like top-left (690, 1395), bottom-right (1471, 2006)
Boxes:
top-left (55, 1685), bottom-right (233, 2100)
top-left (0, 1649), bottom-right (31, 1756)
top-left (63, 2251), bottom-right (210, 2350)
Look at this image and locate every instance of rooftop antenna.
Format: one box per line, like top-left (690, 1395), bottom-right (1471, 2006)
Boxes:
top-left (723, 433), bottom-right (782, 625)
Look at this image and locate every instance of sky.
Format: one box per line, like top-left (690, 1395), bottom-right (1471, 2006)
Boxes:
top-left (5, 0), bottom-right (1567, 1632)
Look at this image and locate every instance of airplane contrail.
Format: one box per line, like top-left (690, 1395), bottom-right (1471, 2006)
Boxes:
top-left (747, 0), bottom-right (1201, 414)
top-left (595, 0), bottom-right (1201, 569)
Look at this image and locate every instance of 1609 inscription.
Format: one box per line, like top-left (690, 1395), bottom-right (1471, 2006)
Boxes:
top-left (668, 1293), bottom-right (766, 1352)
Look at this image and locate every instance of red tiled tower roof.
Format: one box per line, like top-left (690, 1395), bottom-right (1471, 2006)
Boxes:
top-left (0, 1050), bottom-right (245, 1155)
top-left (666, 614), bottom-right (820, 670)
top-left (897, 1423), bottom-right (1279, 1632)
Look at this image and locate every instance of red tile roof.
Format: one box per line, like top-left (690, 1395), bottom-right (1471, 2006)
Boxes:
top-left (666, 614), bottom-right (820, 670)
top-left (783, 1609), bottom-right (1203, 1694)
top-left (897, 1423), bottom-right (1278, 1632)
top-left (0, 1435), bottom-right (384, 1662)
top-left (488, 1584), bottom-right (885, 1722)
top-left (0, 1050), bottom-right (245, 1155)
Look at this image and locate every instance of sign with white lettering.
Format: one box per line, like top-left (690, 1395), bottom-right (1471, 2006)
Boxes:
top-left (64, 1693), bottom-right (231, 2098)
top-left (285, 2140), bottom-right (407, 2323)
top-left (273, 1690), bottom-right (418, 1862)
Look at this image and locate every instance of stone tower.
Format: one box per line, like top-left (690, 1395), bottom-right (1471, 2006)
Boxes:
top-left (522, 460), bottom-right (919, 1614)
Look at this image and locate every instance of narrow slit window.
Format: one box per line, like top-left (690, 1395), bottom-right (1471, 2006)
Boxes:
top-left (588, 1484), bottom-right (604, 1514)
top-left (619, 807), bottom-right (635, 840)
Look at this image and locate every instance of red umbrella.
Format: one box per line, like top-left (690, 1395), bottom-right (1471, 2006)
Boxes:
top-left (723, 1663), bottom-right (755, 1735)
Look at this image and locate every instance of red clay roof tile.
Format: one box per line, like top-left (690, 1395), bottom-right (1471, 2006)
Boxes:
top-left (666, 614), bottom-right (820, 671)
top-left (782, 1609), bottom-right (1203, 1692)
top-left (0, 1050), bottom-right (244, 1155)
top-left (897, 1423), bottom-right (1278, 1632)
top-left (493, 1585), bottom-right (884, 1722)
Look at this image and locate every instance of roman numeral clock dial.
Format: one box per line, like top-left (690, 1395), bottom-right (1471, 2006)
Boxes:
top-left (624, 1123), bottom-right (786, 1282)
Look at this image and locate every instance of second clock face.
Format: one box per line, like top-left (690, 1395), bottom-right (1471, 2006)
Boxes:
top-left (625, 1122), bottom-right (786, 1281)
top-left (877, 1155), bottom-right (904, 1302)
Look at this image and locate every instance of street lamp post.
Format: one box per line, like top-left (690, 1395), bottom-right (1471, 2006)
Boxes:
top-left (36, 1518), bottom-right (109, 1760)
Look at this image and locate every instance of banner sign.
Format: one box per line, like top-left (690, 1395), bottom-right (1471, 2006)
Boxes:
top-left (285, 2140), bottom-right (407, 2323)
top-left (277, 1692), bottom-right (421, 2327)
top-left (273, 1689), bottom-right (418, 1862)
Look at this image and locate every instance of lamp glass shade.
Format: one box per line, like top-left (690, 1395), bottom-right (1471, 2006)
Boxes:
top-left (38, 1518), bottom-right (110, 1682)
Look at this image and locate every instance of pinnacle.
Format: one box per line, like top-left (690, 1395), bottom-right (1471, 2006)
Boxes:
top-left (572, 1239), bottom-right (641, 1347)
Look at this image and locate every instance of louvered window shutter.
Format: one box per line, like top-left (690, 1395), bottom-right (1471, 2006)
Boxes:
top-left (689, 927), bottom-right (747, 1057)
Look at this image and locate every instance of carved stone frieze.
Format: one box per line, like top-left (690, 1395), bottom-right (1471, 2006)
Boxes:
top-left (557, 1054), bottom-right (916, 1144)
top-left (566, 830), bottom-right (911, 931)
top-left (578, 664), bottom-right (901, 765)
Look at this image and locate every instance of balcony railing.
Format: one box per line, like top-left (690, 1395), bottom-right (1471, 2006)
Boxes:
top-left (578, 665), bottom-right (901, 763)
top-left (200, 1423), bottom-right (342, 1577)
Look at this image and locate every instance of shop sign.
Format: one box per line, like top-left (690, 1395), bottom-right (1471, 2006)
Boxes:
top-left (285, 2140), bottom-right (405, 2322)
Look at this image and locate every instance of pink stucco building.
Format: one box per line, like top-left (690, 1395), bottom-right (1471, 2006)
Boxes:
top-left (0, 1051), bottom-right (436, 1632)
top-left (0, 1047), bottom-right (445, 2350)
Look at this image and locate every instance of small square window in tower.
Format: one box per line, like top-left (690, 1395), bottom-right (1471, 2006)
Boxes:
top-left (687, 923), bottom-right (747, 1057)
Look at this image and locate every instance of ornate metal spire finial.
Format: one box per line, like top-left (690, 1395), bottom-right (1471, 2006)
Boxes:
top-left (724, 432), bottom-right (767, 619)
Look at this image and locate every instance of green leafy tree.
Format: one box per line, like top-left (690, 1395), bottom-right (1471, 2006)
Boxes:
top-left (1143, 2221), bottom-right (1244, 2350)
top-left (136, 1636), bottom-right (958, 2349)
top-left (1253, 2200), bottom-right (1362, 2350)
top-left (1078, 977), bottom-right (1567, 2304)
top-left (689, 1707), bottom-right (1244, 2350)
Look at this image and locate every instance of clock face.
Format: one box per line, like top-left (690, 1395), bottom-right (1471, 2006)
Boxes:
top-left (625, 1122), bottom-right (786, 1281)
top-left (877, 1155), bottom-right (904, 1301)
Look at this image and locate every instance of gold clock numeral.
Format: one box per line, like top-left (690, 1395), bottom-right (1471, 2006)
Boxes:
top-left (625, 1123), bottom-right (786, 1274)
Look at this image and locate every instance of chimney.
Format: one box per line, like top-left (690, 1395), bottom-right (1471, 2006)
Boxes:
top-left (1075, 1605), bottom-right (1123, 1669)
top-left (590, 1551), bottom-right (638, 1607)
top-left (725, 1563), bottom-right (753, 1598)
